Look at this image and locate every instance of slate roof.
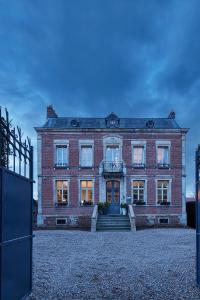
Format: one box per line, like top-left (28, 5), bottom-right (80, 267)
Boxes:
top-left (40, 115), bottom-right (181, 130)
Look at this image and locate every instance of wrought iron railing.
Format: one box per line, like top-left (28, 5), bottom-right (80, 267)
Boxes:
top-left (103, 161), bottom-right (123, 173)
top-left (0, 107), bottom-right (33, 179)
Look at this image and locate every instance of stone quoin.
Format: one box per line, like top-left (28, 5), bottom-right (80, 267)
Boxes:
top-left (35, 106), bottom-right (188, 229)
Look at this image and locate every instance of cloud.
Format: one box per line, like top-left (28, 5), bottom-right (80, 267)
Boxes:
top-left (0, 0), bottom-right (200, 196)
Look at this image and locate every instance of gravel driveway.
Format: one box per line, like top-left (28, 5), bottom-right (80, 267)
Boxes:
top-left (27, 228), bottom-right (200, 300)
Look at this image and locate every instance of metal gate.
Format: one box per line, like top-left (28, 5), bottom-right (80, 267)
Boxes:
top-left (0, 108), bottom-right (33, 300)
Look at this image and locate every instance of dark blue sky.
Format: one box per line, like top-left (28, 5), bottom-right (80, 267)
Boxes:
top-left (0, 0), bottom-right (200, 197)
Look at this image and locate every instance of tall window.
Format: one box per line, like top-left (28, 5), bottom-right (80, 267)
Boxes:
top-left (132, 180), bottom-right (145, 204)
top-left (157, 146), bottom-right (169, 168)
top-left (106, 145), bottom-right (120, 161)
top-left (56, 146), bottom-right (68, 167)
top-left (80, 145), bottom-right (93, 167)
top-left (133, 146), bottom-right (145, 167)
top-left (80, 180), bottom-right (93, 206)
top-left (157, 180), bottom-right (170, 204)
top-left (56, 180), bottom-right (69, 204)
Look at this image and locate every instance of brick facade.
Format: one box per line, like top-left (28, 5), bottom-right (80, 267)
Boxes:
top-left (35, 108), bottom-right (188, 229)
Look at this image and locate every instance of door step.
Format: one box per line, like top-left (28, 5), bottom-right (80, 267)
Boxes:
top-left (96, 214), bottom-right (131, 232)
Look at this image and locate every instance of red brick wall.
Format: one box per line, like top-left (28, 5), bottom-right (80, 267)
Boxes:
top-left (39, 130), bottom-right (184, 226)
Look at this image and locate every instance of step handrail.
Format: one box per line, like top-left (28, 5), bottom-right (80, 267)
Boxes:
top-left (91, 204), bottom-right (98, 232)
top-left (128, 205), bottom-right (136, 232)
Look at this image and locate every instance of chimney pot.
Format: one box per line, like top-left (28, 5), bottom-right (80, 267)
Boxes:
top-left (47, 105), bottom-right (57, 118)
top-left (168, 111), bottom-right (176, 119)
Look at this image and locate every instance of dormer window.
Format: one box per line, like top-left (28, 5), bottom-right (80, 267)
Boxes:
top-left (105, 113), bottom-right (120, 128)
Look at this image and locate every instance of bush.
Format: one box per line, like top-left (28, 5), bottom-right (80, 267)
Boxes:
top-left (98, 202), bottom-right (110, 214)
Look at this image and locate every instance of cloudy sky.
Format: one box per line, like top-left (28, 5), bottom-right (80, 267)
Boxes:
top-left (0, 0), bottom-right (199, 197)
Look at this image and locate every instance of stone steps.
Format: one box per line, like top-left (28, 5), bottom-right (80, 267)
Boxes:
top-left (96, 215), bottom-right (131, 232)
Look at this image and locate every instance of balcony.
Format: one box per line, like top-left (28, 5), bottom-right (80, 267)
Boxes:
top-left (102, 161), bottom-right (124, 178)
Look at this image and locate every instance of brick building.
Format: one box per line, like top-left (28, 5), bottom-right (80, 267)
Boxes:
top-left (35, 106), bottom-right (188, 229)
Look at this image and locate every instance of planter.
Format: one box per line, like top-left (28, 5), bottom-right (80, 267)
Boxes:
top-left (122, 208), bottom-right (127, 215)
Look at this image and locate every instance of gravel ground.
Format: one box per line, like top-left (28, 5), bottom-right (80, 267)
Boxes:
top-left (27, 228), bottom-right (200, 300)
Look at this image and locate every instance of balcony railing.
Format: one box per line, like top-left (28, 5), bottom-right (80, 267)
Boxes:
top-left (102, 161), bottom-right (123, 174)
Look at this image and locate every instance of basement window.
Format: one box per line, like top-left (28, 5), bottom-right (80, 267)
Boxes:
top-left (158, 218), bottom-right (169, 224)
top-left (56, 218), bottom-right (67, 225)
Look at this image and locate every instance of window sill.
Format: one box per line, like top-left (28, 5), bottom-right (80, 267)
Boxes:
top-left (55, 202), bottom-right (69, 207)
top-left (54, 164), bottom-right (69, 169)
top-left (79, 166), bottom-right (94, 169)
top-left (157, 202), bottom-right (171, 206)
top-left (132, 164), bottom-right (145, 169)
top-left (80, 203), bottom-right (94, 207)
top-left (157, 164), bottom-right (170, 169)
top-left (133, 202), bottom-right (146, 206)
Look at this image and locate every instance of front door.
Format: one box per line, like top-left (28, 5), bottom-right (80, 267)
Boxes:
top-left (106, 180), bottom-right (120, 214)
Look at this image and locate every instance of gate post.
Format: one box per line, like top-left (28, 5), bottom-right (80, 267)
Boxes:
top-left (196, 145), bottom-right (200, 287)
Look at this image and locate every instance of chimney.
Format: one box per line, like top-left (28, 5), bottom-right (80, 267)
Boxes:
top-left (47, 105), bottom-right (58, 118)
top-left (168, 110), bottom-right (176, 119)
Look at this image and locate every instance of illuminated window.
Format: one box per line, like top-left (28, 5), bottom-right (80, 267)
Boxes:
top-left (81, 146), bottom-right (93, 167)
top-left (157, 180), bottom-right (170, 204)
top-left (132, 181), bottom-right (145, 204)
top-left (80, 180), bottom-right (93, 206)
top-left (56, 180), bottom-right (69, 204)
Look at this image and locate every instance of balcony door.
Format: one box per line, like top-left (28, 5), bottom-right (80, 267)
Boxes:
top-left (106, 145), bottom-right (120, 162)
top-left (106, 180), bottom-right (120, 214)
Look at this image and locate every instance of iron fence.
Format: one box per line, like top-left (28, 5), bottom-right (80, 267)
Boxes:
top-left (0, 107), bottom-right (33, 300)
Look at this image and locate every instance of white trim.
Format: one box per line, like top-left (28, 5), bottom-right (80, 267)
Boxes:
top-left (155, 178), bottom-right (172, 205)
top-left (54, 139), bottom-right (69, 167)
top-left (181, 133), bottom-right (187, 224)
top-left (78, 177), bottom-right (95, 206)
top-left (56, 218), bottom-right (67, 225)
top-left (37, 134), bottom-right (43, 225)
top-left (79, 140), bottom-right (94, 167)
top-left (103, 135), bottom-right (123, 161)
top-left (131, 140), bottom-right (146, 166)
top-left (158, 217), bottom-right (169, 224)
top-left (131, 178), bottom-right (147, 204)
top-left (53, 177), bottom-right (70, 206)
top-left (156, 141), bottom-right (171, 168)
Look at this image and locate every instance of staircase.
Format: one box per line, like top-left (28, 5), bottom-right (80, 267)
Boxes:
top-left (96, 214), bottom-right (131, 231)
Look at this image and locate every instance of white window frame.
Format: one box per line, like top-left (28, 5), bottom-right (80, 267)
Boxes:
top-left (131, 176), bottom-right (147, 205)
top-left (54, 139), bottom-right (69, 168)
top-left (103, 136), bottom-right (122, 161)
top-left (79, 140), bottom-right (94, 168)
top-left (131, 140), bottom-right (146, 167)
top-left (54, 178), bottom-right (70, 206)
top-left (156, 178), bottom-right (172, 205)
top-left (78, 178), bottom-right (95, 206)
top-left (156, 140), bottom-right (171, 169)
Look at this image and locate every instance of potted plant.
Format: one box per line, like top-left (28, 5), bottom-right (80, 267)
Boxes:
top-left (121, 203), bottom-right (128, 215)
top-left (159, 201), bottom-right (170, 206)
top-left (133, 200), bottom-right (145, 205)
top-left (98, 202), bottom-right (110, 214)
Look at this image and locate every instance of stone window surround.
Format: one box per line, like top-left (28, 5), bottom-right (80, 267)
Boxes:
top-left (54, 139), bottom-right (69, 167)
top-left (78, 177), bottom-right (95, 207)
top-left (155, 176), bottom-right (172, 206)
top-left (156, 140), bottom-right (171, 168)
top-left (131, 140), bottom-right (146, 166)
top-left (79, 140), bottom-right (94, 168)
top-left (53, 176), bottom-right (70, 206)
top-left (131, 176), bottom-right (147, 205)
top-left (103, 135), bottom-right (123, 161)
